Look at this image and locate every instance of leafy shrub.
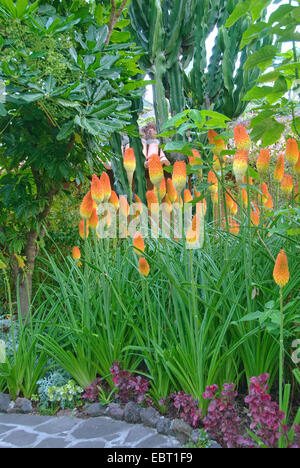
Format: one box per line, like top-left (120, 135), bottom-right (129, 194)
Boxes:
top-left (160, 391), bottom-right (202, 427)
top-left (110, 362), bottom-right (151, 405)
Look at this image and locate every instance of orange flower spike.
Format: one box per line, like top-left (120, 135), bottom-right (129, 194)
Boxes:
top-left (186, 215), bottom-right (200, 246)
top-left (233, 125), bottom-right (251, 151)
top-left (295, 152), bottom-right (300, 177)
top-left (259, 182), bottom-right (269, 203)
top-left (193, 186), bottom-right (201, 199)
top-left (184, 189), bottom-right (193, 204)
top-left (167, 178), bottom-right (177, 203)
top-left (286, 138), bottom-right (298, 167)
top-left (123, 147), bottom-right (136, 183)
top-left (172, 161), bottom-right (187, 194)
top-left (72, 247), bottom-right (81, 261)
top-left (281, 174), bottom-right (294, 196)
top-left (119, 195), bottom-right (129, 217)
top-left (139, 257), bottom-right (150, 277)
top-left (229, 218), bottom-right (240, 235)
top-left (208, 170), bottom-right (218, 193)
top-left (264, 193), bottom-right (274, 210)
top-left (80, 191), bottom-right (94, 219)
top-left (146, 190), bottom-right (159, 214)
top-left (208, 129), bottom-right (218, 145)
top-left (149, 154), bottom-right (164, 189)
top-left (88, 208), bottom-right (99, 229)
top-left (257, 149), bottom-right (270, 176)
top-left (230, 200), bottom-right (238, 216)
top-left (273, 250), bottom-right (289, 287)
top-left (100, 172), bottom-right (111, 202)
top-left (133, 232), bottom-right (145, 256)
top-left (274, 154), bottom-right (285, 182)
top-left (109, 190), bottom-right (119, 211)
top-left (251, 210), bottom-right (260, 226)
top-left (208, 130), bottom-right (226, 156)
top-left (225, 191), bottom-right (234, 212)
top-left (79, 219), bottom-right (89, 239)
top-left (233, 149), bottom-right (248, 185)
top-left (158, 177), bottom-right (166, 200)
top-left (91, 174), bottom-right (103, 204)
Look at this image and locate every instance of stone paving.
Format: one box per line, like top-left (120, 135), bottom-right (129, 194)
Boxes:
top-left (0, 414), bottom-right (182, 448)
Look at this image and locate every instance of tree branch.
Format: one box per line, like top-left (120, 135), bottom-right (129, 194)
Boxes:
top-left (105, 0), bottom-right (128, 46)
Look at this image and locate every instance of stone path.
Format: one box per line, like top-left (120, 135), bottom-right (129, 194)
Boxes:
top-left (0, 414), bottom-right (182, 448)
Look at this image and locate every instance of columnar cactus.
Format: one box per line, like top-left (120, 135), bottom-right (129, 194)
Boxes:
top-left (129, 0), bottom-right (272, 128)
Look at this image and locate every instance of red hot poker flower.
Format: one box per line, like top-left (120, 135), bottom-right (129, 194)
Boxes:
top-left (80, 191), bottom-right (94, 219)
top-left (100, 172), bottom-right (111, 202)
top-left (257, 149), bottom-right (270, 176)
top-left (274, 154), bottom-right (285, 182)
top-left (123, 147), bottom-right (136, 183)
top-left (72, 247), bottom-right (81, 260)
top-left (273, 250), bottom-right (289, 287)
top-left (286, 138), bottom-right (298, 167)
top-left (281, 174), bottom-right (293, 196)
top-left (234, 125), bottom-right (251, 151)
top-left (172, 161), bottom-right (187, 194)
top-left (149, 154), bottom-right (164, 189)
top-left (139, 257), bottom-right (150, 277)
top-left (91, 174), bottom-right (103, 204)
top-left (133, 232), bottom-right (145, 256)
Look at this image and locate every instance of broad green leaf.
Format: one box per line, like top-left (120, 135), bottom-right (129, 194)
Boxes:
top-left (240, 22), bottom-right (269, 49)
top-left (56, 120), bottom-right (74, 141)
top-left (257, 70), bottom-right (280, 83)
top-left (164, 141), bottom-right (193, 156)
top-left (268, 4), bottom-right (295, 24)
top-left (20, 92), bottom-right (44, 103)
top-left (266, 76), bottom-right (288, 104)
top-left (225, 1), bottom-right (251, 28)
top-left (262, 120), bottom-right (285, 145)
top-left (250, 0), bottom-right (272, 21)
top-left (243, 85), bottom-right (272, 101)
top-left (244, 46), bottom-right (278, 71)
top-left (189, 109), bottom-right (203, 126)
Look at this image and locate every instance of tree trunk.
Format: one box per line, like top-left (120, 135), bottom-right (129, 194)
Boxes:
top-left (14, 184), bottom-right (58, 318)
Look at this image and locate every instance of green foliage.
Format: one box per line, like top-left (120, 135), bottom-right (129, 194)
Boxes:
top-left (0, 0), bottom-right (145, 315)
top-left (226, 0), bottom-right (300, 144)
top-left (128, 0), bottom-right (271, 132)
top-left (47, 380), bottom-right (83, 409)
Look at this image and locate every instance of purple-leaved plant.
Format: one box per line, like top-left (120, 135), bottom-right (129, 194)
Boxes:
top-left (83, 378), bottom-right (102, 402)
top-left (203, 382), bottom-right (253, 448)
top-left (245, 374), bottom-right (299, 448)
top-left (110, 362), bottom-right (151, 404)
top-left (160, 391), bottom-right (202, 427)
